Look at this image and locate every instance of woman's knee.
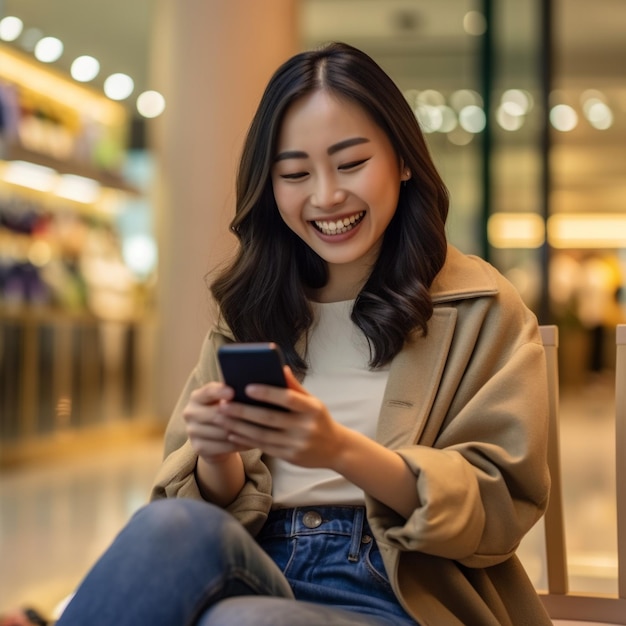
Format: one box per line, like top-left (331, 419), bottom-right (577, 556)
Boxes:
top-left (124, 498), bottom-right (236, 551)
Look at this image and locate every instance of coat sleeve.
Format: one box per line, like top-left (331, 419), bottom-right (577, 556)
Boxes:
top-left (372, 278), bottom-right (551, 568)
top-left (149, 330), bottom-right (273, 534)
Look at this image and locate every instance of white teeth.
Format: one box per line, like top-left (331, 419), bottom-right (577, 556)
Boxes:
top-left (313, 211), bottom-right (364, 236)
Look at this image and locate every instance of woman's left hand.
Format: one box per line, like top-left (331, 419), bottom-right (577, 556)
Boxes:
top-left (214, 367), bottom-right (346, 469)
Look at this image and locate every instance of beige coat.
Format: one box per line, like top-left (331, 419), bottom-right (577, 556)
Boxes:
top-left (151, 245), bottom-right (552, 626)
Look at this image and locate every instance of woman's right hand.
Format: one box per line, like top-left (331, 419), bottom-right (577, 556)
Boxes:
top-left (183, 382), bottom-right (244, 463)
top-left (183, 382), bottom-right (247, 505)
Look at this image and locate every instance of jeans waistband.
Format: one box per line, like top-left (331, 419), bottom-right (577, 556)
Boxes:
top-left (259, 505), bottom-right (369, 563)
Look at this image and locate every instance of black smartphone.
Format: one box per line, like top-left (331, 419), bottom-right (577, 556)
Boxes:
top-left (217, 342), bottom-right (288, 410)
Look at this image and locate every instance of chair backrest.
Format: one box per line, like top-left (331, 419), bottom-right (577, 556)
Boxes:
top-left (538, 324), bottom-right (626, 623)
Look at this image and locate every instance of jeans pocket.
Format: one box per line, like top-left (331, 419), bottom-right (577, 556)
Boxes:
top-left (363, 539), bottom-right (394, 591)
top-left (258, 535), bottom-right (297, 576)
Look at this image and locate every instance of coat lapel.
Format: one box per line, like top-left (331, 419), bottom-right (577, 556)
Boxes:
top-left (374, 246), bottom-right (499, 450)
top-left (376, 307), bottom-right (458, 448)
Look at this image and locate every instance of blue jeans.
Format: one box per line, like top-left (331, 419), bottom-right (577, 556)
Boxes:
top-left (56, 499), bottom-right (418, 625)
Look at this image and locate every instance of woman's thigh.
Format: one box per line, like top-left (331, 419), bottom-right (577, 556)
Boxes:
top-left (57, 499), bottom-right (294, 626)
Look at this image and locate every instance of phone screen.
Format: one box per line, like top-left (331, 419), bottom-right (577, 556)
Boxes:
top-left (217, 342), bottom-right (288, 410)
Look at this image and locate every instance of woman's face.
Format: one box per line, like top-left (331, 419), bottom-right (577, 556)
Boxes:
top-left (271, 90), bottom-right (406, 292)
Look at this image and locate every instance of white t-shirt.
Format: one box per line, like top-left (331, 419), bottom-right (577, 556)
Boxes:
top-left (267, 300), bottom-right (391, 507)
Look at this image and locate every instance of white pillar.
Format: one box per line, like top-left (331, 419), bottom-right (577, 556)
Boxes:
top-left (149, 0), bottom-right (298, 419)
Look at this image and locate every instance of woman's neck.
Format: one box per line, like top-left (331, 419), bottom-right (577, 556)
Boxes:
top-left (312, 261), bottom-right (372, 303)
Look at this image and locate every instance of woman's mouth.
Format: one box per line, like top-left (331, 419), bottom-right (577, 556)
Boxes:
top-left (311, 211), bottom-right (365, 236)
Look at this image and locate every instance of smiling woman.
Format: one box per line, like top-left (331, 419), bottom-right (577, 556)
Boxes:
top-left (54, 42), bottom-right (552, 626)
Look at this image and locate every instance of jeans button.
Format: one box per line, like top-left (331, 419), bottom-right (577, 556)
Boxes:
top-left (302, 511), bottom-right (323, 528)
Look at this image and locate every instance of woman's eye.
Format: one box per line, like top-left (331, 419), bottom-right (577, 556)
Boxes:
top-left (339, 158), bottom-right (369, 171)
top-left (280, 171), bottom-right (308, 180)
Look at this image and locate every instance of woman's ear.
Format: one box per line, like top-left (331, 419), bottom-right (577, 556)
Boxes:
top-left (399, 159), bottom-right (411, 181)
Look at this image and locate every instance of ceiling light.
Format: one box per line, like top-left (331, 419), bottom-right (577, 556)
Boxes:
top-left (0, 46), bottom-right (126, 127)
top-left (463, 11), bottom-right (487, 36)
top-left (550, 104), bottom-right (578, 131)
top-left (136, 90), bottom-right (166, 118)
top-left (496, 105), bottom-right (525, 131)
top-left (34, 36), bottom-right (64, 63)
top-left (449, 89), bottom-right (482, 112)
top-left (415, 105), bottom-right (442, 133)
top-left (417, 89), bottom-right (445, 107)
top-left (584, 101), bottom-right (613, 130)
top-left (0, 16), bottom-right (23, 41)
top-left (459, 105), bottom-right (486, 133)
top-left (501, 89), bottom-right (532, 115)
top-left (71, 55), bottom-right (100, 82)
top-left (437, 106), bottom-right (458, 133)
top-left (446, 128), bottom-right (473, 146)
top-left (104, 73), bottom-right (135, 100)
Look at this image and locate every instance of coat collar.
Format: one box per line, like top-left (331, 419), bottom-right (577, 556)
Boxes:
top-left (430, 245), bottom-right (499, 304)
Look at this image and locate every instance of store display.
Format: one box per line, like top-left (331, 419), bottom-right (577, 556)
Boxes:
top-left (0, 43), bottom-right (155, 456)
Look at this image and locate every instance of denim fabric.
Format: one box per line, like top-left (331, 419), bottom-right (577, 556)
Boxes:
top-left (253, 505), bottom-right (418, 626)
top-left (55, 499), bottom-right (418, 626)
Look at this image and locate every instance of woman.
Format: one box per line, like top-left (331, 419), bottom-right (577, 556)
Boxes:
top-left (57, 42), bottom-right (552, 626)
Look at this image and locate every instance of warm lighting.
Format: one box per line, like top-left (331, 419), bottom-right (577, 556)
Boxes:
top-left (28, 240), bottom-right (53, 267)
top-left (446, 128), bottom-right (473, 146)
top-left (459, 105), bottom-right (486, 133)
top-left (415, 105), bottom-right (442, 133)
top-left (501, 89), bottom-right (532, 116)
top-left (2, 160), bottom-right (56, 192)
top-left (55, 174), bottom-right (101, 204)
top-left (585, 101), bottom-right (613, 130)
top-left (550, 104), bottom-right (578, 131)
top-left (71, 55), bottom-right (100, 82)
top-left (0, 16), bottom-right (23, 41)
top-left (437, 105), bottom-right (457, 133)
top-left (548, 214), bottom-right (626, 248)
top-left (1, 161), bottom-right (102, 204)
top-left (496, 104), bottom-right (525, 131)
top-left (136, 90), bottom-right (166, 118)
top-left (0, 46), bottom-right (126, 127)
top-left (104, 73), bottom-right (134, 100)
top-left (463, 11), bottom-right (487, 36)
top-left (123, 234), bottom-right (158, 277)
top-left (449, 89), bottom-right (482, 112)
top-left (34, 36), bottom-right (64, 63)
top-left (488, 213), bottom-right (545, 248)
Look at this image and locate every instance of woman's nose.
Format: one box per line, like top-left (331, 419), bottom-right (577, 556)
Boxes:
top-left (310, 177), bottom-right (347, 210)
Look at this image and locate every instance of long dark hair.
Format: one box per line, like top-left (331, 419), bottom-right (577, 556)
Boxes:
top-left (210, 42), bottom-right (449, 376)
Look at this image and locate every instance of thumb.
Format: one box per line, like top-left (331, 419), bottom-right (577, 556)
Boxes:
top-left (284, 366), bottom-right (308, 394)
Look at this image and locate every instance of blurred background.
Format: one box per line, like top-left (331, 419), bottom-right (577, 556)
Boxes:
top-left (1, 0), bottom-right (625, 619)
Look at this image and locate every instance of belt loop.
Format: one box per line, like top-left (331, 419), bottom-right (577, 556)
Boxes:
top-left (289, 508), bottom-right (299, 537)
top-left (348, 507), bottom-right (365, 562)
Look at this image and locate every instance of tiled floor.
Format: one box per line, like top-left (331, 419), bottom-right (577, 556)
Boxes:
top-left (0, 376), bottom-right (620, 621)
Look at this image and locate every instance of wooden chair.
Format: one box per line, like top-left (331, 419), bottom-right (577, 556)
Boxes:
top-left (537, 324), bottom-right (626, 624)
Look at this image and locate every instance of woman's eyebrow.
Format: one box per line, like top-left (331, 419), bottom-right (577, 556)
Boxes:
top-left (274, 149), bottom-right (307, 163)
top-left (274, 137), bottom-right (371, 162)
top-left (327, 136), bottom-right (370, 155)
